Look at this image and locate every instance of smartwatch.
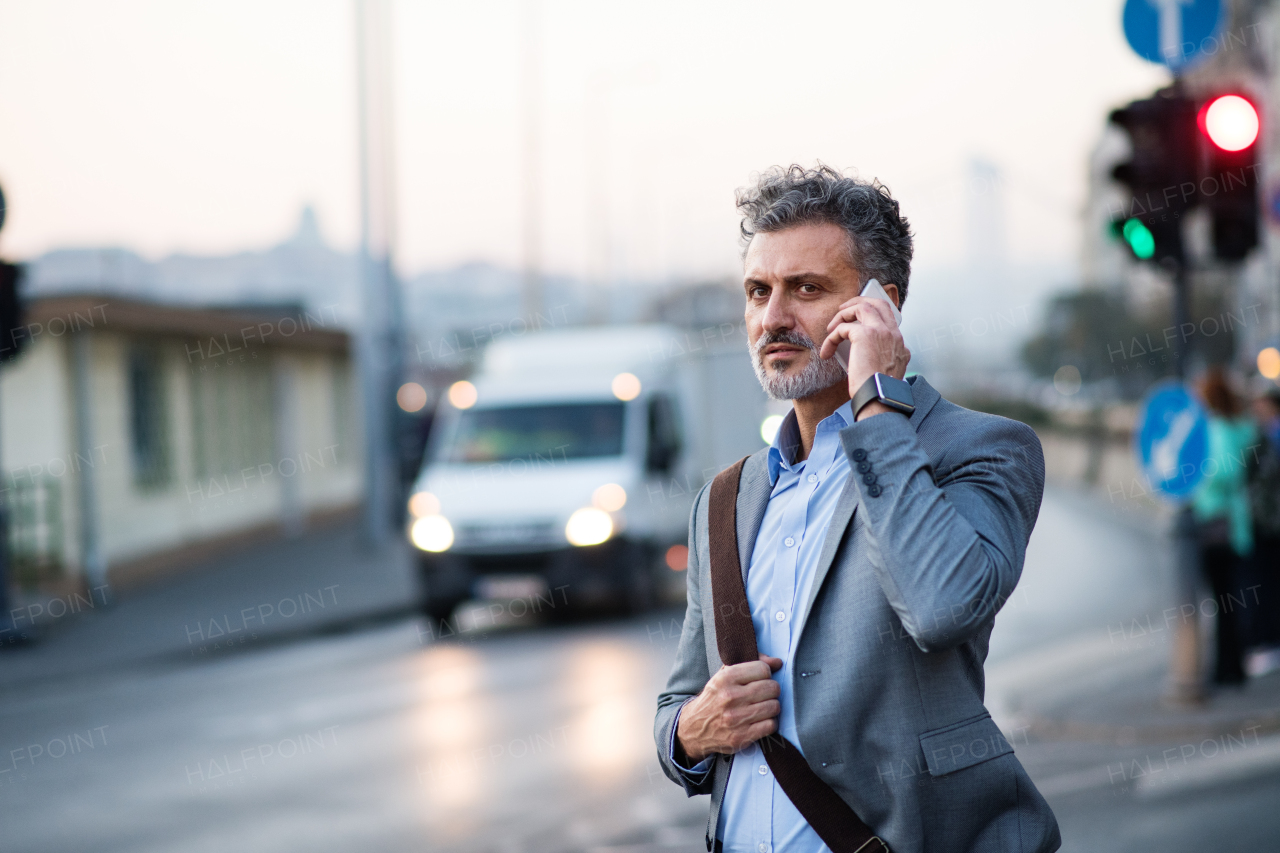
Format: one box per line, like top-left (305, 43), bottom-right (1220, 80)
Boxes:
top-left (852, 373), bottom-right (914, 418)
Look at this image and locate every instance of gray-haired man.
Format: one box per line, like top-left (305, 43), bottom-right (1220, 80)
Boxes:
top-left (654, 165), bottom-right (1060, 852)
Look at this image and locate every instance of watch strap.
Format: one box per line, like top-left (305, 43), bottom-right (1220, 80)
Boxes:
top-left (851, 374), bottom-right (882, 417)
top-left (852, 373), bottom-right (912, 418)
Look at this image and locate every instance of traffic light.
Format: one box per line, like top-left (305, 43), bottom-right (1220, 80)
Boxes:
top-left (1108, 87), bottom-right (1199, 265)
top-left (1197, 94), bottom-right (1261, 261)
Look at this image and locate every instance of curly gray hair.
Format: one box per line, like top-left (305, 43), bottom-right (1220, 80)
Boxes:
top-left (736, 164), bottom-right (915, 307)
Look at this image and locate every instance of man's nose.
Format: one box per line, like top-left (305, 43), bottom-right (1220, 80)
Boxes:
top-left (760, 289), bottom-right (794, 334)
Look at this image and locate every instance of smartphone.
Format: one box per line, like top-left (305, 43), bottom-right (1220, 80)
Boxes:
top-left (835, 278), bottom-right (901, 371)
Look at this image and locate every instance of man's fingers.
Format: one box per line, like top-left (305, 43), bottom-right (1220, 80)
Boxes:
top-left (825, 296), bottom-right (894, 333)
top-left (745, 699), bottom-right (781, 722)
top-left (723, 696), bottom-right (781, 727)
top-left (740, 678), bottom-right (780, 704)
top-left (759, 654), bottom-right (783, 672)
top-left (818, 323), bottom-right (858, 360)
top-left (859, 296), bottom-right (896, 328)
top-left (746, 718), bottom-right (778, 743)
top-left (723, 659), bottom-right (775, 684)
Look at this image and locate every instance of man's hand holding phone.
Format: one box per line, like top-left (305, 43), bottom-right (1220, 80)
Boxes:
top-left (818, 281), bottom-right (910, 420)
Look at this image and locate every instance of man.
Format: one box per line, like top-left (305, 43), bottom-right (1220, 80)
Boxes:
top-left (654, 165), bottom-right (1060, 853)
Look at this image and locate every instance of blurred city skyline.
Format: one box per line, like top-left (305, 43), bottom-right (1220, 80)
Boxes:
top-left (0, 0), bottom-right (1166, 286)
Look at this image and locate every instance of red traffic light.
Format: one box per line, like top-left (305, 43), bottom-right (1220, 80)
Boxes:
top-left (1199, 95), bottom-right (1259, 151)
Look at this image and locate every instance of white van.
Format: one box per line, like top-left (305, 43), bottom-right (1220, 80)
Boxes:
top-left (406, 324), bottom-right (767, 620)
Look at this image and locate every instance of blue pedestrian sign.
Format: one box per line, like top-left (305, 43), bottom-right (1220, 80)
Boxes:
top-left (1123, 0), bottom-right (1224, 71)
top-left (1136, 381), bottom-right (1209, 499)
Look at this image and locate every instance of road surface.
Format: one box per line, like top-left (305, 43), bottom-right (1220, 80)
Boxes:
top-left (1, 486), bottom-right (1278, 852)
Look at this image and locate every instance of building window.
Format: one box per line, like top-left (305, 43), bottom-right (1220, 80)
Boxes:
top-left (190, 355), bottom-right (275, 479)
top-left (128, 343), bottom-right (172, 488)
top-left (7, 474), bottom-right (63, 587)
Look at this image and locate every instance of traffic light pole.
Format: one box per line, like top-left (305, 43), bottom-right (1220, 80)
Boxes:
top-left (1109, 83), bottom-right (1263, 705)
top-left (1167, 259), bottom-right (1205, 704)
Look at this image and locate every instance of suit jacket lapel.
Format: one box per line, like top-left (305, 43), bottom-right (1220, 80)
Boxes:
top-left (791, 374), bottom-right (942, 641)
top-left (734, 450), bottom-right (772, 585)
top-left (793, 474), bottom-right (859, 642)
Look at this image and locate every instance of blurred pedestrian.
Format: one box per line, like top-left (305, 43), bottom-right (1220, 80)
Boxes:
top-left (1245, 386), bottom-right (1280, 659)
top-left (1191, 368), bottom-right (1257, 686)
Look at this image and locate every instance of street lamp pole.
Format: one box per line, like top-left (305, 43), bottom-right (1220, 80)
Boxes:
top-left (354, 0), bottom-right (402, 546)
top-left (520, 0), bottom-right (543, 322)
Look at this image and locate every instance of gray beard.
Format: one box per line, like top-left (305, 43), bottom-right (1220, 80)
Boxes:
top-left (750, 330), bottom-right (847, 401)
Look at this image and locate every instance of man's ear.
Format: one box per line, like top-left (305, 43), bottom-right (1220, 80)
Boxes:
top-left (883, 283), bottom-right (901, 309)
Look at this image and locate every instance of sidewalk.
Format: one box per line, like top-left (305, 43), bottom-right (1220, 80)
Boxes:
top-left (989, 628), bottom-right (1280, 744)
top-left (0, 522), bottom-right (419, 689)
top-left (988, 482), bottom-right (1280, 745)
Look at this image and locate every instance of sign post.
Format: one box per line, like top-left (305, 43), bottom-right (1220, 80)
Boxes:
top-left (1136, 381), bottom-right (1211, 703)
top-left (1121, 0), bottom-right (1226, 703)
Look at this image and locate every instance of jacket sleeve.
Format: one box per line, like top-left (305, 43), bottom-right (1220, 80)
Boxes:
top-left (654, 480), bottom-right (717, 796)
top-left (838, 411), bottom-right (1045, 652)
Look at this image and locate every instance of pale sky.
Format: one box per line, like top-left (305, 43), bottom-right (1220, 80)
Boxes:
top-left (0, 0), bottom-right (1168, 282)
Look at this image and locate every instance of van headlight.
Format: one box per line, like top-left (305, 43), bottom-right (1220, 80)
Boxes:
top-left (565, 507), bottom-right (613, 547)
top-left (408, 491), bottom-right (441, 518)
top-left (592, 483), bottom-right (626, 512)
top-left (410, 514), bottom-right (455, 552)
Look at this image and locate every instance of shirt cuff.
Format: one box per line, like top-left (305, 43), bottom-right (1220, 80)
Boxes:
top-left (669, 701), bottom-right (714, 776)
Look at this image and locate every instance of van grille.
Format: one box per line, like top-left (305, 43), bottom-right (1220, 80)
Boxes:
top-left (456, 521), bottom-right (560, 550)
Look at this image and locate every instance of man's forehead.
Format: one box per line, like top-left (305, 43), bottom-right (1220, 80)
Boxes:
top-left (743, 222), bottom-right (854, 279)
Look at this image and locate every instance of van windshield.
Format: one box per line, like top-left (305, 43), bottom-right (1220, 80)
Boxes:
top-left (436, 402), bottom-right (626, 464)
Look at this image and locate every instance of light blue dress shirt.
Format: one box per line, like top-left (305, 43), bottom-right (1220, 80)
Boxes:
top-left (672, 401), bottom-right (853, 853)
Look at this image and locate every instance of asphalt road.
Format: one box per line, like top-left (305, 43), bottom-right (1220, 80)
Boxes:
top-left (1, 486), bottom-right (1279, 852)
top-left (0, 613), bottom-right (710, 852)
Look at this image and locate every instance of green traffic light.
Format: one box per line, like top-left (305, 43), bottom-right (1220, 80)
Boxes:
top-left (1122, 218), bottom-right (1156, 259)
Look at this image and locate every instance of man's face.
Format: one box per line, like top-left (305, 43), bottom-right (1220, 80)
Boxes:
top-left (743, 222), bottom-right (862, 400)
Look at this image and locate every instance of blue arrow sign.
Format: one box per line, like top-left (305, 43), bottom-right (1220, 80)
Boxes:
top-left (1123, 0), bottom-right (1224, 71)
top-left (1135, 381), bottom-right (1209, 499)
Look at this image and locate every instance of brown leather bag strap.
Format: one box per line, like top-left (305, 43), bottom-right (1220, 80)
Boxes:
top-left (707, 459), bottom-right (889, 853)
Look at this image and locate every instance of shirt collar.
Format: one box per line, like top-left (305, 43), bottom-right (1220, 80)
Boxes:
top-left (767, 400), bottom-right (854, 484)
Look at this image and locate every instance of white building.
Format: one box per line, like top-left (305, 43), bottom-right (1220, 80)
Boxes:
top-left (1, 294), bottom-right (361, 593)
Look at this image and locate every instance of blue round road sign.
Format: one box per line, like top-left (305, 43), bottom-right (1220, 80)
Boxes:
top-left (1123, 0), bottom-right (1224, 71)
top-left (1136, 381), bottom-right (1209, 499)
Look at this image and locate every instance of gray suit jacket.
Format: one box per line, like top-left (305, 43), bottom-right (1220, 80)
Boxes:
top-left (654, 375), bottom-right (1060, 853)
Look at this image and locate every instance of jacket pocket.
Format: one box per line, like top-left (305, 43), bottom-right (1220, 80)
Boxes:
top-left (918, 711), bottom-right (1014, 776)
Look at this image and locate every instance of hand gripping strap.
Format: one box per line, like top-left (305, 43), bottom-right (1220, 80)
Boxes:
top-left (707, 459), bottom-right (889, 853)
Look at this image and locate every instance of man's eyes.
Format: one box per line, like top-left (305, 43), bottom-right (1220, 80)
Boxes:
top-left (747, 283), bottom-right (820, 297)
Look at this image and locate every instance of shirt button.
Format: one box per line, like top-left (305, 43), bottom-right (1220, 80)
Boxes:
top-left (784, 536), bottom-right (795, 547)
top-left (758, 844), bottom-right (769, 853)
top-left (775, 610), bottom-right (786, 622)
top-left (758, 764), bottom-right (769, 775)
top-left (807, 473), bottom-right (817, 483)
